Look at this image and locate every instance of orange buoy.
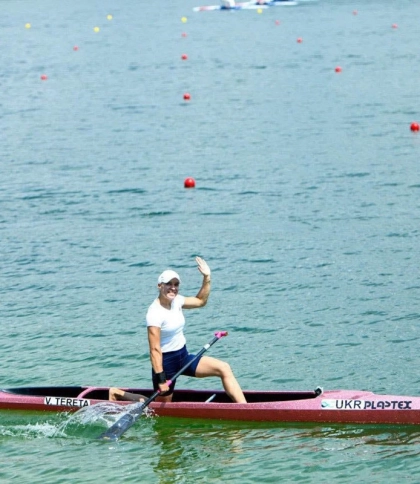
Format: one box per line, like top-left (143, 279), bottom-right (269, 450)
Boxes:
top-left (184, 177), bottom-right (196, 188)
top-left (410, 122), bottom-right (420, 132)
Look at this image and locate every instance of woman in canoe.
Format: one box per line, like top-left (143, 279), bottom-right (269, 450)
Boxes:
top-left (110, 257), bottom-right (246, 403)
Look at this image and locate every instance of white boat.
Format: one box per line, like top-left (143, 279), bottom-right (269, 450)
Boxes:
top-left (193, 1), bottom-right (298, 12)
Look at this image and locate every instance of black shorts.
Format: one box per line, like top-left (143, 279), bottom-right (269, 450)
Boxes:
top-left (152, 345), bottom-right (202, 395)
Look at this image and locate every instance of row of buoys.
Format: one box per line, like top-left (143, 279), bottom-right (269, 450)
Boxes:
top-left (178, 10), bottom-right (418, 190)
top-left (29, 12), bottom-right (197, 190)
top-left (180, 19), bottom-right (192, 106)
top-left (31, 10), bottom-right (417, 195)
top-left (180, 18), bottom-right (195, 188)
top-left (32, 15), bottom-right (114, 82)
top-left (26, 15), bottom-right (112, 31)
top-left (32, 12), bottom-right (198, 189)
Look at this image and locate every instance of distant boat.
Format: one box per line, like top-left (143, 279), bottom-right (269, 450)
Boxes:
top-left (1, 386), bottom-right (420, 425)
top-left (193, 1), bottom-right (298, 12)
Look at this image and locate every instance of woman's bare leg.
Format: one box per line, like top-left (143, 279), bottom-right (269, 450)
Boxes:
top-left (195, 356), bottom-right (247, 403)
top-left (109, 387), bottom-right (145, 402)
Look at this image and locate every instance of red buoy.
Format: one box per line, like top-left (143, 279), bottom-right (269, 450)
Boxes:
top-left (73, 45), bottom-right (79, 51)
top-left (181, 32), bottom-right (187, 37)
top-left (181, 54), bottom-right (188, 60)
top-left (410, 122), bottom-right (420, 132)
top-left (297, 37), bottom-right (303, 43)
top-left (183, 92), bottom-right (191, 101)
top-left (184, 177), bottom-right (196, 188)
top-left (392, 24), bottom-right (398, 29)
top-left (40, 74), bottom-right (48, 80)
top-left (275, 20), bottom-right (280, 25)
top-left (335, 66), bottom-right (342, 73)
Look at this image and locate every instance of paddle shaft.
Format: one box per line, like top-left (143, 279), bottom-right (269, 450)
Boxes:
top-left (97, 331), bottom-right (228, 441)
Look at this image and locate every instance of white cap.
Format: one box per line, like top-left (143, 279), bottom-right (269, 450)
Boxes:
top-left (158, 270), bottom-right (181, 284)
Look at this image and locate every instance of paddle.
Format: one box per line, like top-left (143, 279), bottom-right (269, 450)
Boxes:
top-left (97, 331), bottom-right (228, 441)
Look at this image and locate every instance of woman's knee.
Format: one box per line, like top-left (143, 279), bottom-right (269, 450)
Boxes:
top-left (197, 357), bottom-right (232, 378)
top-left (217, 360), bottom-right (233, 378)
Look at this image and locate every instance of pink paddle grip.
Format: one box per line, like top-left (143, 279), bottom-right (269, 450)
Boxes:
top-left (214, 331), bottom-right (228, 338)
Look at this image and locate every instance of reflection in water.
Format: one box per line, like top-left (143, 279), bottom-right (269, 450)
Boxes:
top-left (297, 424), bottom-right (420, 445)
top-left (150, 418), bottom-right (248, 483)
top-left (144, 418), bottom-right (420, 483)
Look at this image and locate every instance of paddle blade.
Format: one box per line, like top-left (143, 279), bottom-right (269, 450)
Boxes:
top-left (97, 410), bottom-right (139, 441)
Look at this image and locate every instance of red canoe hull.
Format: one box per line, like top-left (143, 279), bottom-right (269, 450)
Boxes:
top-left (0, 386), bottom-right (419, 425)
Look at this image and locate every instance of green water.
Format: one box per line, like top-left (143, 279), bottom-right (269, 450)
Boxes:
top-left (0, 411), bottom-right (419, 483)
top-left (1, 0), bottom-right (419, 481)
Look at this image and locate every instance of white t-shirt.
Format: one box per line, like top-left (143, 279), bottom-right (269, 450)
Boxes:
top-left (146, 295), bottom-right (186, 352)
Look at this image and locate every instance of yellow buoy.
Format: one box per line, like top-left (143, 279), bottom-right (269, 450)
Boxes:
top-left (257, 8), bottom-right (263, 14)
top-left (93, 26), bottom-right (100, 32)
top-left (25, 23), bottom-right (31, 29)
top-left (107, 14), bottom-right (113, 20)
top-left (181, 16), bottom-right (187, 23)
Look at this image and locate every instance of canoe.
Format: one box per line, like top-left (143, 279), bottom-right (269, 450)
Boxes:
top-left (193, 1), bottom-right (298, 12)
top-left (0, 386), bottom-right (419, 425)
